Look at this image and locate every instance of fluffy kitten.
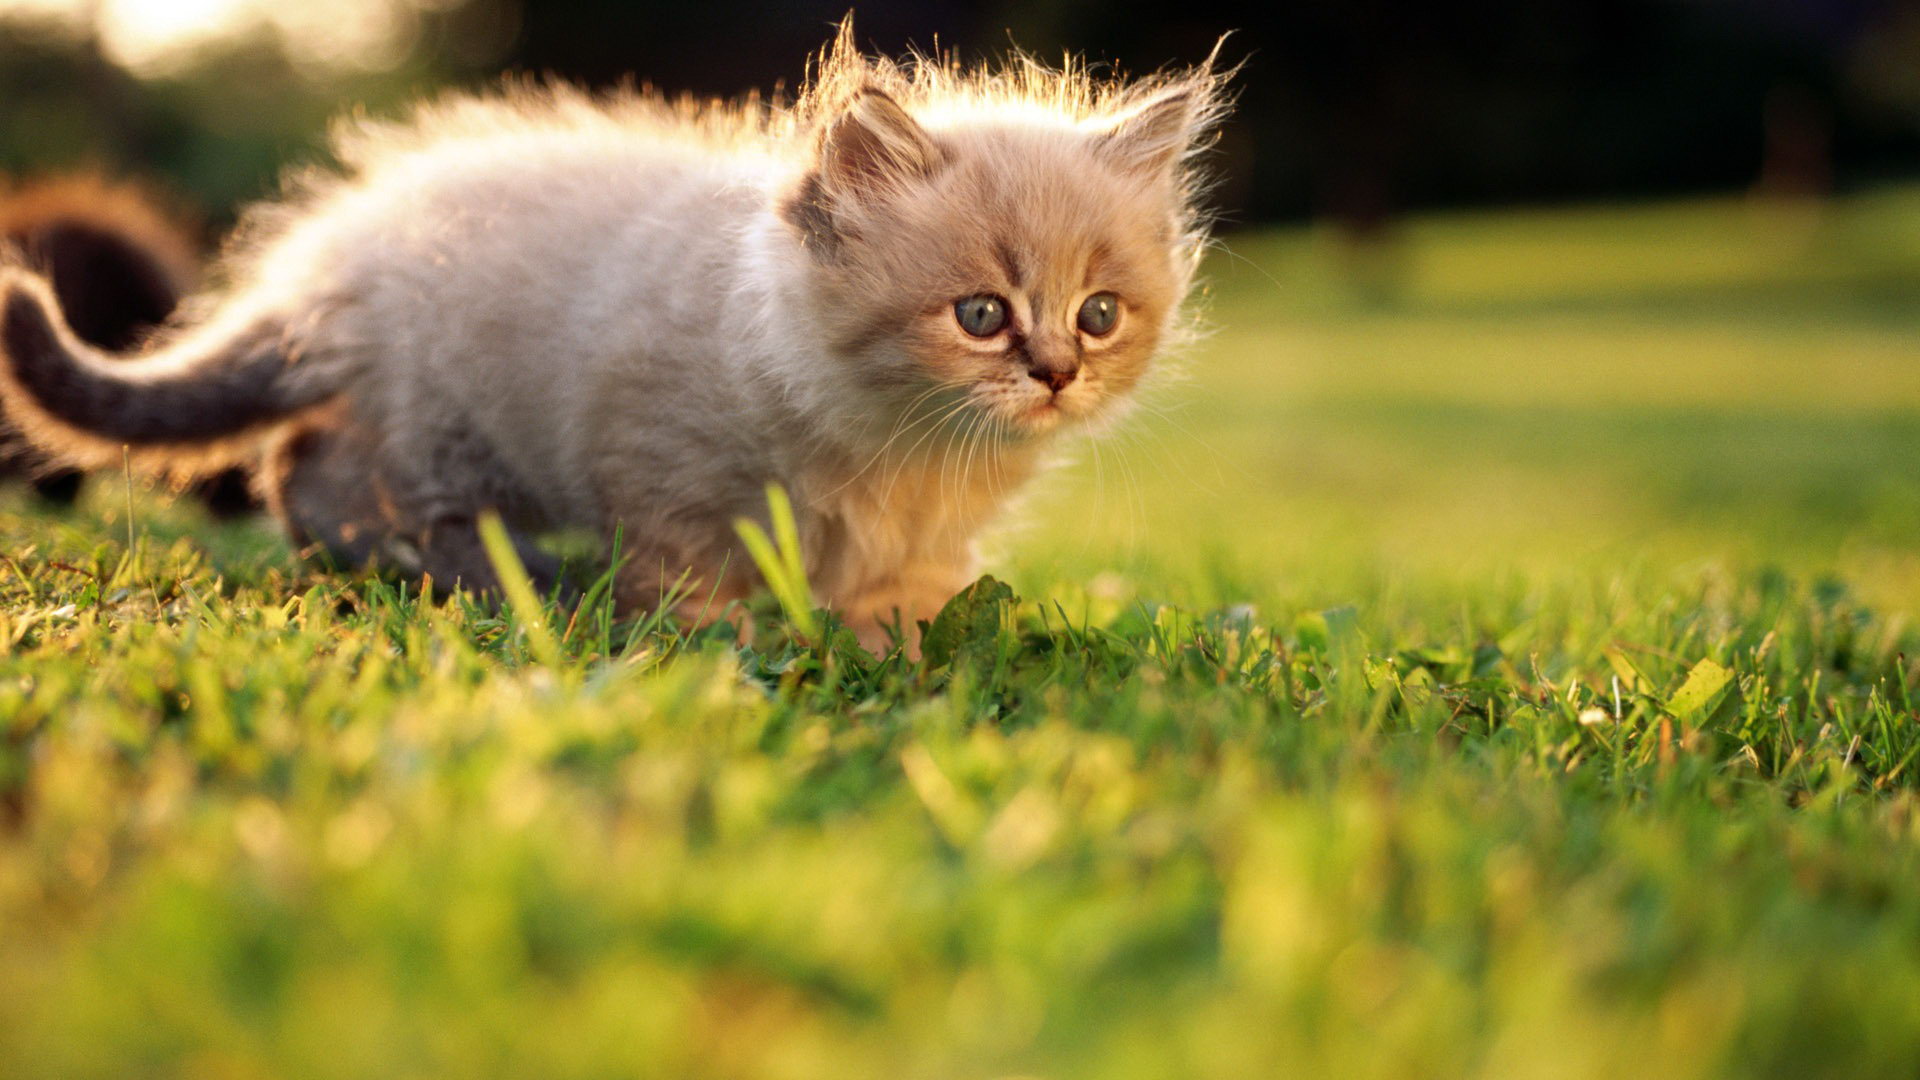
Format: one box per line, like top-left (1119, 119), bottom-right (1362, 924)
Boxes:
top-left (0, 27), bottom-right (1225, 649)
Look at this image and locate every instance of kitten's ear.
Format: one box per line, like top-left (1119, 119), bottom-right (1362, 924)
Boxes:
top-left (1095, 86), bottom-right (1201, 180)
top-left (818, 88), bottom-right (943, 198)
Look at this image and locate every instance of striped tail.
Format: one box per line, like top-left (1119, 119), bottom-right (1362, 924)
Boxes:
top-left (0, 270), bottom-right (341, 473)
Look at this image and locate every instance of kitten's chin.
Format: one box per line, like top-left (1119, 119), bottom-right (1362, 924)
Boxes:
top-left (981, 397), bottom-right (1070, 437)
top-left (1010, 404), bottom-right (1065, 435)
top-left (1002, 400), bottom-right (1111, 438)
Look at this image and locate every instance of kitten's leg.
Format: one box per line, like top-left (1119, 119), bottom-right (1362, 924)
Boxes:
top-left (413, 514), bottom-right (568, 603)
top-left (266, 416), bottom-right (566, 603)
top-left (193, 468), bottom-right (257, 518)
top-left (613, 544), bottom-right (754, 632)
top-left (29, 467), bottom-right (84, 505)
top-left (1, 424), bottom-right (84, 503)
top-left (261, 421), bottom-right (391, 569)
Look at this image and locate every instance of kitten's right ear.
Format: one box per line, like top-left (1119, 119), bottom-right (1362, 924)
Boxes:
top-left (816, 88), bottom-right (943, 199)
top-left (1095, 86), bottom-right (1202, 181)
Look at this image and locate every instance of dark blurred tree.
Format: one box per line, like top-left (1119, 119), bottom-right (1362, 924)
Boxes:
top-left (0, 3), bottom-right (515, 225)
top-left (496, 0), bottom-right (1920, 219)
top-left (0, 0), bottom-right (1915, 230)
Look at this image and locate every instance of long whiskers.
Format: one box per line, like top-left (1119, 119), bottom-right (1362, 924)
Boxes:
top-left (942, 408), bottom-right (978, 525)
top-left (818, 380), bottom-right (971, 500)
top-left (875, 394), bottom-right (978, 509)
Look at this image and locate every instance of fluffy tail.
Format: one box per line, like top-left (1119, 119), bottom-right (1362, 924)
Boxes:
top-left (0, 269), bottom-right (342, 475)
top-left (0, 175), bottom-right (197, 351)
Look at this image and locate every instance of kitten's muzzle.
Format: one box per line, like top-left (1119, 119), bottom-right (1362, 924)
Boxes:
top-left (1028, 363), bottom-right (1079, 394)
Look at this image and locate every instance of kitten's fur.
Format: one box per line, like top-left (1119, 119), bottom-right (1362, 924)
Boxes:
top-left (0, 27), bottom-right (1225, 648)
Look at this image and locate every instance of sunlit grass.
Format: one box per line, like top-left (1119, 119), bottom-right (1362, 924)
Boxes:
top-left (4, 185), bottom-right (1920, 1078)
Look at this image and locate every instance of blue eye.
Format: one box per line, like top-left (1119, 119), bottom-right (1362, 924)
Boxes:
top-left (955, 295), bottom-right (1008, 337)
top-left (1077, 292), bottom-right (1119, 336)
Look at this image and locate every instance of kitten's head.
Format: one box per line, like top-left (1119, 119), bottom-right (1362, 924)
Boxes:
top-left (782, 43), bottom-right (1224, 440)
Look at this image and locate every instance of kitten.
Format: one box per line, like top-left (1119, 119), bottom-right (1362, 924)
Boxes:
top-left (0, 26), bottom-right (1225, 649)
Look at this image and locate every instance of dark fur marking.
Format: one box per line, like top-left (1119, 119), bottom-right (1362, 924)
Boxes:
top-left (781, 173), bottom-right (842, 261)
top-left (30, 469), bottom-right (82, 503)
top-left (1082, 241), bottom-right (1114, 290)
top-left (994, 240), bottom-right (1024, 287)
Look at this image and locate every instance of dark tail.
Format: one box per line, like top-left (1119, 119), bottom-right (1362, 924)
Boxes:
top-left (0, 176), bottom-right (209, 496)
top-left (0, 176), bottom-right (197, 352)
top-left (0, 270), bottom-right (342, 474)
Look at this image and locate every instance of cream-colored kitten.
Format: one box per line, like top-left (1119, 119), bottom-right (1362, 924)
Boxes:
top-left (0, 28), bottom-right (1224, 649)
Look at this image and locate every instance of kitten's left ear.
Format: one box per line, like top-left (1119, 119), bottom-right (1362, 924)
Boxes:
top-left (1095, 86), bottom-right (1202, 180)
top-left (818, 88), bottom-right (944, 198)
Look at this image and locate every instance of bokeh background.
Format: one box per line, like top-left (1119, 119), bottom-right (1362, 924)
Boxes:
top-left (4, 0), bottom-right (1920, 226)
top-left (10, 8), bottom-right (1920, 1077)
top-left (3, 0), bottom-right (1920, 606)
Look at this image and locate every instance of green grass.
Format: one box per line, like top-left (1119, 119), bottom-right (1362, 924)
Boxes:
top-left (6, 186), bottom-right (1920, 1079)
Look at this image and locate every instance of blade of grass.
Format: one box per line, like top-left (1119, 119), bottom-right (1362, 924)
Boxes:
top-left (477, 510), bottom-right (562, 667)
top-left (733, 483), bottom-right (819, 640)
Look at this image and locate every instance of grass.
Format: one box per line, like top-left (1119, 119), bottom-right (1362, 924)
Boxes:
top-left (5, 185), bottom-right (1920, 1078)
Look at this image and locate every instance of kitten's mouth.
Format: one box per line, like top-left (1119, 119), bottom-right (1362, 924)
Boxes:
top-left (963, 382), bottom-right (1090, 435)
top-left (1008, 398), bottom-right (1069, 434)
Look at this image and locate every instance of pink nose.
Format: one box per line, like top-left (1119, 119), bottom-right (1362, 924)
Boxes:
top-left (1030, 366), bottom-right (1077, 393)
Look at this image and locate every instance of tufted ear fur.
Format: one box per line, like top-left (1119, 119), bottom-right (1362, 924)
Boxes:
top-left (785, 87), bottom-right (944, 257)
top-left (1095, 86), bottom-right (1200, 180)
top-left (818, 88), bottom-right (943, 199)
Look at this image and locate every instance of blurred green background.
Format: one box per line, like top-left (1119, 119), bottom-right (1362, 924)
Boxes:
top-left (6, 3), bottom-right (1920, 1078)
top-left (1026, 185), bottom-right (1920, 613)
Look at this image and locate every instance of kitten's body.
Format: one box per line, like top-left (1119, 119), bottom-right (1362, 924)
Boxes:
top-left (0, 31), bottom-right (1222, 647)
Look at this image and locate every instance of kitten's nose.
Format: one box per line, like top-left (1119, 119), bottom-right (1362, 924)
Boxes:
top-left (1029, 365), bottom-right (1078, 394)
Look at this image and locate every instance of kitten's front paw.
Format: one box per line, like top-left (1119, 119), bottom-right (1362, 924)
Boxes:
top-left (852, 612), bottom-right (913, 659)
top-left (843, 577), bottom-right (968, 660)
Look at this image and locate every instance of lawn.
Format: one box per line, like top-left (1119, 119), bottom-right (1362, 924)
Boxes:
top-left (4, 186), bottom-right (1920, 1079)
